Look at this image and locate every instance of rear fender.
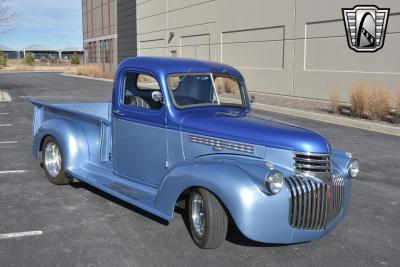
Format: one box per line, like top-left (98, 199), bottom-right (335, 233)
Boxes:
top-left (33, 118), bottom-right (89, 171)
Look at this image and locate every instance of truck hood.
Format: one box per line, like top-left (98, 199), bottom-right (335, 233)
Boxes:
top-left (180, 110), bottom-right (331, 154)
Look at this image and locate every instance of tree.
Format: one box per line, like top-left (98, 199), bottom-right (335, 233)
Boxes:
top-left (71, 53), bottom-right (80, 64)
top-left (0, 50), bottom-right (7, 67)
top-left (24, 52), bottom-right (34, 66)
top-left (0, 0), bottom-right (17, 35)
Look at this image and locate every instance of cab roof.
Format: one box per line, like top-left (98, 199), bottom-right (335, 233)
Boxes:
top-left (117, 56), bottom-right (244, 79)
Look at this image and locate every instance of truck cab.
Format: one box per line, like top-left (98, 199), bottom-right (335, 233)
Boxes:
top-left (31, 57), bottom-right (359, 248)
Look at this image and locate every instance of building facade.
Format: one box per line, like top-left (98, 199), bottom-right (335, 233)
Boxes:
top-left (82, 0), bottom-right (119, 73)
top-left (83, 0), bottom-right (400, 103)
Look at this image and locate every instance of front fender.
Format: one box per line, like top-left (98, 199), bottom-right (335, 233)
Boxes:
top-left (332, 149), bottom-right (353, 178)
top-left (33, 118), bottom-right (89, 172)
top-left (156, 157), bottom-right (293, 242)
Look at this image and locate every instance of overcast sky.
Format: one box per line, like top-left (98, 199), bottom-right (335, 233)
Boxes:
top-left (0, 0), bottom-right (82, 50)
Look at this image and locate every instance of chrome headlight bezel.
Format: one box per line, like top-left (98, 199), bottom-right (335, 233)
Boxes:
top-left (265, 171), bottom-right (284, 195)
top-left (347, 159), bottom-right (360, 178)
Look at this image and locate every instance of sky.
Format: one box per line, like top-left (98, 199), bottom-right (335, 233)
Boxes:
top-left (0, 0), bottom-right (83, 50)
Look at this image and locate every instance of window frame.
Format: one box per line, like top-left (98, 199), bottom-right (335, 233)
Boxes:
top-left (121, 71), bottom-right (163, 111)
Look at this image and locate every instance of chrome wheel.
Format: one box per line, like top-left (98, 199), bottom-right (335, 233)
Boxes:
top-left (191, 192), bottom-right (206, 237)
top-left (44, 141), bottom-right (62, 177)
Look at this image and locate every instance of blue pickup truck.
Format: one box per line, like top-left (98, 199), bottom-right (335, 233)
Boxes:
top-left (31, 57), bottom-right (359, 248)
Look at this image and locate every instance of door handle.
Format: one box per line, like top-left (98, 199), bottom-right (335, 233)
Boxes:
top-left (112, 110), bottom-right (124, 116)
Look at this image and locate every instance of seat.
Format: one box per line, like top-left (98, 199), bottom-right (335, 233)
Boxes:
top-left (129, 96), bottom-right (150, 109)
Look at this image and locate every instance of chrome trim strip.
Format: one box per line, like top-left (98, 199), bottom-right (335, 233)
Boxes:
top-left (189, 134), bottom-right (255, 154)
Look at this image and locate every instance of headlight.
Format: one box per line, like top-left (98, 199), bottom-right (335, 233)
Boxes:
top-left (265, 171), bottom-right (284, 194)
top-left (348, 159), bottom-right (360, 178)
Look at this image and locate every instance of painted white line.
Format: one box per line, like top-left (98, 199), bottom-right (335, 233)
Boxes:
top-left (0, 141), bottom-right (18, 144)
top-left (0, 170), bottom-right (26, 174)
top-left (0, 231), bottom-right (43, 239)
top-left (0, 124), bottom-right (12, 127)
top-left (0, 113), bottom-right (8, 115)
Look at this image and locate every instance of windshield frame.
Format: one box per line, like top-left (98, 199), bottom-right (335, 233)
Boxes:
top-left (166, 72), bottom-right (248, 110)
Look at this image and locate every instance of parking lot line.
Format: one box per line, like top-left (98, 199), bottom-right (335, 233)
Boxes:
top-left (0, 141), bottom-right (18, 144)
top-left (0, 170), bottom-right (26, 174)
top-left (0, 124), bottom-right (12, 127)
top-left (0, 113), bottom-right (8, 115)
top-left (0, 231), bottom-right (43, 240)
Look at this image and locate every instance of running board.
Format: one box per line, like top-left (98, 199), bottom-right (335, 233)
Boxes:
top-left (65, 164), bottom-right (171, 221)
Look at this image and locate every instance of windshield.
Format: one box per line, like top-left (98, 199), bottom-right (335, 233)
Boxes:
top-left (167, 73), bottom-right (247, 109)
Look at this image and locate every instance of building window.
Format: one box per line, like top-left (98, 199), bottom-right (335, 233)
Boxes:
top-left (92, 42), bottom-right (97, 63)
top-left (84, 47), bottom-right (88, 64)
top-left (105, 39), bottom-right (110, 63)
top-left (97, 41), bottom-right (101, 63)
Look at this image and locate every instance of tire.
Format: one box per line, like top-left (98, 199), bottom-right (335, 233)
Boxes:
top-left (41, 136), bottom-right (69, 185)
top-left (188, 188), bottom-right (228, 249)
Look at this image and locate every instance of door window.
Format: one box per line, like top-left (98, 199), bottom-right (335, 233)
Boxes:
top-left (123, 72), bottom-right (162, 110)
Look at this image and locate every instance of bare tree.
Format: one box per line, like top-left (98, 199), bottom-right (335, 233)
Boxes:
top-left (0, 0), bottom-right (17, 34)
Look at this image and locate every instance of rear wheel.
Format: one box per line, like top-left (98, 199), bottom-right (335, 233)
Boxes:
top-left (42, 136), bottom-right (69, 185)
top-left (188, 188), bottom-right (228, 249)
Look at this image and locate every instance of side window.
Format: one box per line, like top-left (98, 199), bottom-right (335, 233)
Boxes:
top-left (123, 72), bottom-right (162, 110)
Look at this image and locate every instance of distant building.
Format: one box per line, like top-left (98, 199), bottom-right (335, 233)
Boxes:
top-left (0, 45), bottom-right (20, 60)
top-left (25, 45), bottom-right (59, 61)
top-left (61, 47), bottom-right (84, 62)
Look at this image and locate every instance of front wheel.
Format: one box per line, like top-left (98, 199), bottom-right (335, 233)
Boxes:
top-left (42, 136), bottom-right (69, 185)
top-left (188, 188), bottom-right (228, 249)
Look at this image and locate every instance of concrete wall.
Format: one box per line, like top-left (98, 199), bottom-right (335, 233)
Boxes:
top-left (135, 0), bottom-right (400, 103)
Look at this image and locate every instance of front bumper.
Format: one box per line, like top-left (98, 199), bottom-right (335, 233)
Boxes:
top-left (233, 172), bottom-right (351, 244)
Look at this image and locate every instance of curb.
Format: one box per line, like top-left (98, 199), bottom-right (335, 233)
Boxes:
top-left (61, 73), bottom-right (113, 83)
top-left (253, 103), bottom-right (400, 137)
top-left (0, 71), bottom-right (63, 74)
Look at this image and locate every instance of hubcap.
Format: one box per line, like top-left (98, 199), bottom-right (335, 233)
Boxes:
top-left (44, 141), bottom-right (62, 177)
top-left (191, 192), bottom-right (206, 238)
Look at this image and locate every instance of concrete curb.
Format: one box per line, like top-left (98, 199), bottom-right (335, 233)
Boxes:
top-left (253, 103), bottom-right (400, 137)
top-left (0, 71), bottom-right (63, 74)
top-left (61, 73), bottom-right (113, 83)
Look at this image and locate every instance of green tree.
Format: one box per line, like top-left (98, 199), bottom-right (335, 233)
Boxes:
top-left (71, 53), bottom-right (80, 64)
top-left (0, 51), bottom-right (7, 67)
top-left (24, 52), bottom-right (35, 66)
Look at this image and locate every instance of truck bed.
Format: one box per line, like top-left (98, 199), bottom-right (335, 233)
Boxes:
top-left (31, 99), bottom-right (113, 165)
top-left (31, 100), bottom-right (112, 123)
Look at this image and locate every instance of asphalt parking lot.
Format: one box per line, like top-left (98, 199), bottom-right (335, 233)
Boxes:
top-left (0, 72), bottom-right (399, 266)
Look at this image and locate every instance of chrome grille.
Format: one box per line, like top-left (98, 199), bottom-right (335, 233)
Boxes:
top-left (285, 170), bottom-right (345, 230)
top-left (294, 152), bottom-right (331, 176)
top-left (189, 135), bottom-right (255, 154)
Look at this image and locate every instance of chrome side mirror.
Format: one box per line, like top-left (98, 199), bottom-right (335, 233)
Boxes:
top-left (152, 91), bottom-right (163, 103)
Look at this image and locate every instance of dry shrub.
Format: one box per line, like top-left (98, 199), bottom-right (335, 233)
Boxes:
top-left (367, 85), bottom-right (390, 120)
top-left (215, 77), bottom-right (240, 96)
top-left (349, 82), bottom-right (369, 118)
top-left (330, 90), bottom-right (340, 114)
top-left (74, 65), bottom-right (103, 78)
top-left (395, 90), bottom-right (400, 124)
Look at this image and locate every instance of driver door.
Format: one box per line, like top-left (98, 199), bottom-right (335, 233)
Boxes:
top-left (112, 70), bottom-right (167, 187)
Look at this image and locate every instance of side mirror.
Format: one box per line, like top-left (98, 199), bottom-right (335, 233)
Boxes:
top-left (152, 91), bottom-right (163, 103)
